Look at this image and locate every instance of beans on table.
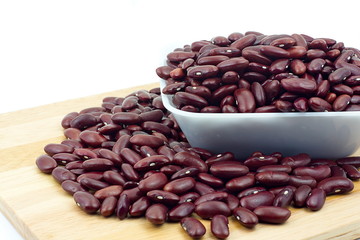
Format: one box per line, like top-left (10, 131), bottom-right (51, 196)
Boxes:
top-left (157, 32), bottom-right (360, 113)
top-left (35, 31), bottom-right (360, 239)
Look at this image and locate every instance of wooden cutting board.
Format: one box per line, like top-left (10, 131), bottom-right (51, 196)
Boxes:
top-left (0, 82), bottom-right (359, 240)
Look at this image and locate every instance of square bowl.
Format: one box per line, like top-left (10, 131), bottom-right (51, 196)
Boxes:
top-left (160, 79), bottom-right (360, 160)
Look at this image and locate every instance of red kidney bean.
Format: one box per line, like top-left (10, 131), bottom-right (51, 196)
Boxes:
top-left (237, 186), bottom-right (266, 199)
top-left (77, 171), bottom-right (104, 182)
top-left (233, 206), bottom-right (258, 228)
top-left (341, 164), bottom-right (360, 180)
top-left (244, 155), bottom-right (278, 170)
top-left (251, 82), bottom-right (266, 107)
top-left (329, 68), bottom-right (352, 84)
top-left (289, 175), bottom-right (317, 188)
top-left (260, 45), bottom-right (290, 58)
top-left (145, 203), bottom-right (168, 225)
top-left (133, 155), bottom-right (170, 172)
top-left (128, 196), bottom-right (151, 217)
top-left (120, 148), bottom-right (142, 165)
top-left (242, 49), bottom-right (272, 65)
top-left (82, 158), bottom-right (114, 172)
top-left (333, 94), bottom-right (351, 111)
top-left (160, 165), bottom-right (181, 176)
top-left (103, 170), bottom-right (125, 186)
top-left (167, 51), bottom-right (195, 62)
top-left (138, 172), bottom-right (167, 192)
top-left (309, 97), bottom-right (333, 111)
top-left (255, 171), bottom-right (290, 187)
top-left (52, 153), bottom-right (80, 165)
top-left (306, 188), bottom-right (326, 211)
top-left (121, 187), bottom-right (143, 204)
top-left (187, 65), bottom-right (219, 80)
top-left (257, 165), bottom-right (292, 173)
top-left (205, 152), bottom-right (235, 166)
top-left (269, 59), bottom-right (290, 75)
top-left (262, 79), bottom-right (281, 102)
top-left (225, 175), bottom-right (255, 192)
top-left (147, 190), bottom-right (179, 206)
top-left (293, 185), bottom-right (312, 207)
top-left (163, 177), bottom-right (196, 195)
top-left (121, 163), bottom-right (140, 182)
top-left (197, 173), bottom-right (224, 188)
top-left (231, 34), bottom-right (257, 50)
top-left (44, 143), bottom-right (74, 157)
top-left (197, 55), bottom-right (229, 65)
top-left (330, 165), bottom-right (347, 177)
top-left (317, 176), bottom-right (354, 195)
top-left (52, 167), bottom-right (76, 183)
top-left (173, 152), bottom-right (208, 173)
top-left (332, 84), bottom-right (353, 95)
top-left (194, 191), bottom-right (228, 205)
top-left (36, 155), bottom-right (58, 173)
top-left (179, 192), bottom-right (200, 204)
top-left (70, 113), bottom-right (98, 130)
top-left (129, 134), bottom-right (164, 148)
top-left (209, 161), bottom-right (249, 179)
top-left (253, 206), bottom-right (291, 224)
top-left (80, 177), bottom-right (109, 191)
top-left (194, 181), bottom-right (215, 195)
top-left (293, 165), bottom-right (331, 181)
top-left (111, 112), bottom-right (141, 125)
top-left (170, 167), bottom-right (199, 180)
top-left (195, 200), bottom-right (231, 219)
top-left (271, 37), bottom-right (296, 48)
top-left (61, 180), bottom-right (86, 195)
top-left (316, 80), bottom-right (330, 98)
top-left (337, 156), bottom-right (360, 167)
top-left (211, 215), bottom-right (229, 239)
top-left (116, 194), bottom-right (130, 220)
top-left (240, 191), bottom-right (275, 211)
top-left (168, 202), bottom-right (195, 222)
top-left (63, 128), bottom-right (81, 140)
top-left (73, 191), bottom-right (101, 214)
top-left (94, 185), bottom-right (123, 200)
top-left (61, 112), bottom-right (79, 129)
top-left (273, 186), bottom-right (294, 207)
top-left (287, 46), bottom-right (307, 58)
top-left (73, 148), bottom-right (97, 160)
top-left (180, 217), bottom-right (206, 238)
top-left (100, 196), bottom-right (117, 217)
top-left (281, 78), bottom-right (317, 94)
top-left (234, 88), bottom-right (256, 113)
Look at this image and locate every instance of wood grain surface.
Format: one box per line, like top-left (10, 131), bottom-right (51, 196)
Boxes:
top-left (0, 82), bottom-right (359, 240)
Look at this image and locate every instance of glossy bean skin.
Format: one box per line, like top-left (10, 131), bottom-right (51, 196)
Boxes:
top-left (129, 196), bottom-right (151, 217)
top-left (273, 187), bottom-right (294, 207)
top-left (163, 177), bottom-right (196, 195)
top-left (194, 191), bottom-right (229, 205)
top-left (209, 161), bottom-right (249, 179)
top-left (342, 164), bottom-right (360, 180)
top-left (306, 188), bottom-right (326, 211)
top-left (168, 202), bottom-right (195, 222)
top-left (225, 175), bottom-right (255, 192)
top-left (239, 191), bottom-right (275, 211)
top-left (133, 155), bottom-right (170, 171)
top-left (195, 200), bottom-right (231, 219)
top-left (281, 153), bottom-right (311, 168)
top-left (73, 191), bottom-right (101, 214)
top-left (180, 217), bottom-right (206, 238)
top-left (52, 167), bottom-right (76, 183)
top-left (255, 171), bottom-right (290, 187)
top-left (244, 155), bottom-right (278, 170)
top-left (293, 165), bottom-right (331, 181)
top-left (147, 190), bottom-right (180, 206)
top-left (233, 207), bottom-right (258, 228)
top-left (36, 155), bottom-right (58, 173)
top-left (317, 177), bottom-right (354, 195)
top-left (211, 215), bottom-right (229, 239)
top-left (253, 206), bottom-right (291, 224)
top-left (336, 156), bottom-right (360, 167)
top-left (94, 185), bottom-right (123, 200)
top-left (61, 180), bottom-right (86, 195)
top-left (145, 203), bottom-right (168, 225)
top-left (289, 175), bottom-right (317, 188)
top-left (280, 78), bottom-right (317, 94)
top-left (138, 172), bottom-right (168, 192)
top-left (173, 152), bottom-right (208, 173)
top-left (234, 88), bottom-right (256, 113)
top-left (293, 185), bottom-right (312, 207)
top-left (100, 196), bottom-right (118, 217)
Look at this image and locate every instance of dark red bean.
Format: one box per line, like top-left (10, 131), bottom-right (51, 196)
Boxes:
top-left (112, 112), bottom-right (142, 125)
top-left (329, 68), bottom-right (352, 84)
top-left (293, 165), bottom-right (331, 181)
top-left (317, 176), bottom-right (354, 195)
top-left (306, 188), bottom-right (326, 211)
top-left (82, 158), bottom-right (114, 172)
top-left (197, 173), bottom-right (224, 188)
top-left (225, 175), bottom-right (255, 192)
top-left (194, 192), bottom-right (228, 205)
top-left (121, 163), bottom-right (140, 182)
top-left (70, 113), bottom-right (98, 130)
top-left (253, 206), bottom-right (291, 224)
top-left (73, 191), bottom-right (101, 214)
top-left (333, 94), bottom-right (351, 111)
top-left (61, 180), bottom-right (86, 195)
top-left (240, 191), bottom-right (275, 211)
top-left (163, 177), bottom-right (196, 195)
top-left (209, 161), bottom-right (249, 179)
top-left (180, 217), bottom-right (206, 238)
top-left (129, 134), bottom-right (164, 148)
top-left (94, 185), bottom-right (122, 200)
top-left (52, 166), bottom-right (76, 183)
top-left (170, 167), bottom-right (200, 180)
top-left (257, 165), bottom-right (292, 173)
top-left (168, 202), bottom-right (195, 222)
top-left (128, 196), bottom-right (151, 217)
top-left (337, 156), bottom-right (360, 167)
top-left (179, 192), bottom-right (200, 204)
top-left (36, 155), bottom-right (58, 173)
top-left (100, 196), bottom-right (117, 217)
top-left (44, 143), bottom-right (74, 156)
top-left (145, 203), bottom-right (168, 225)
top-left (293, 185), bottom-right (312, 207)
top-left (255, 171), bottom-right (290, 187)
top-left (205, 152), bottom-right (235, 166)
top-left (138, 172), bottom-right (168, 192)
top-left (289, 175), bottom-right (317, 188)
top-left (273, 187), bottom-right (294, 207)
top-left (281, 78), bottom-right (317, 94)
top-left (167, 51), bottom-right (195, 62)
top-left (147, 190), bottom-right (180, 206)
top-left (244, 155), bottom-right (278, 170)
top-left (133, 155), bottom-right (170, 171)
top-left (79, 177), bottom-right (109, 191)
top-left (233, 206), bottom-right (258, 228)
top-left (341, 164), bottom-right (360, 180)
top-left (173, 152), bottom-right (208, 173)
top-left (103, 170), bottom-right (126, 186)
top-left (237, 187), bottom-right (266, 199)
top-left (211, 215), bottom-right (229, 239)
top-left (330, 165), bottom-right (347, 178)
top-left (121, 187), bottom-right (143, 204)
top-left (260, 45), bottom-right (290, 58)
top-left (234, 88), bottom-right (256, 113)
top-left (195, 200), bottom-right (231, 219)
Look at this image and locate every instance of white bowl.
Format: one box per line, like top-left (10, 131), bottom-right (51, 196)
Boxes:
top-left (160, 79), bottom-right (360, 160)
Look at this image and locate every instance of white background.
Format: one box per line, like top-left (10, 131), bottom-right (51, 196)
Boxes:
top-left (1, 0), bottom-right (359, 239)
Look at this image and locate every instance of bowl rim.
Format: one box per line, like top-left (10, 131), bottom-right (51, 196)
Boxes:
top-left (159, 79), bottom-right (360, 118)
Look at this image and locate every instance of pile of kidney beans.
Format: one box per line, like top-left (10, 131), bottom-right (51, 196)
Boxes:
top-left (157, 31), bottom-right (360, 113)
top-left (35, 86), bottom-right (360, 239)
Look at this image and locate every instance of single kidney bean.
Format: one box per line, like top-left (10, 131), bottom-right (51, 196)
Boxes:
top-left (195, 200), bottom-right (231, 219)
top-left (211, 215), bottom-right (229, 239)
top-left (237, 186), bottom-right (266, 199)
top-left (197, 173), bottom-right (224, 188)
top-left (234, 88), bottom-right (256, 113)
top-left (233, 206), bottom-right (258, 228)
top-left (179, 192), bottom-right (200, 204)
top-left (173, 152), bottom-right (208, 173)
top-left (112, 135), bottom-right (131, 155)
top-left (209, 161), bottom-right (249, 179)
top-left (112, 112), bottom-right (142, 125)
top-left (316, 80), bottom-right (330, 98)
top-left (287, 46), bottom-right (307, 58)
top-left (94, 185), bottom-right (123, 200)
top-left (197, 55), bottom-right (229, 65)
top-left (187, 65), bottom-right (219, 79)
top-left (145, 203), bottom-right (168, 225)
top-left (329, 67), bottom-right (352, 84)
top-left (251, 82), bottom-right (266, 107)
top-left (317, 176), bottom-right (354, 195)
top-left (194, 191), bottom-right (229, 205)
top-left (341, 164), bottom-right (360, 180)
top-left (52, 153), bottom-right (80, 165)
top-left (269, 59), bottom-right (290, 74)
top-left (44, 143), bottom-right (74, 156)
top-left (133, 155), bottom-right (170, 172)
top-left (128, 196), bottom-right (151, 217)
top-left (273, 187), bottom-right (294, 207)
top-left (70, 113), bottom-right (98, 130)
top-left (61, 180), bottom-right (86, 195)
top-left (253, 206), bottom-right (291, 224)
top-left (306, 188), bottom-right (326, 211)
top-left (120, 148), bottom-right (142, 165)
top-left (288, 175), bottom-right (317, 188)
top-left (333, 94), bottom-right (351, 111)
top-left (293, 185), bottom-right (312, 207)
top-left (163, 177), bottom-right (196, 195)
top-left (139, 109), bottom-right (164, 122)
top-left (194, 181), bottom-right (215, 195)
top-left (121, 163), bottom-right (140, 182)
top-left (73, 148), bottom-right (98, 160)
top-left (180, 217), bottom-right (206, 238)
top-left (116, 194), bottom-right (130, 220)
top-left (336, 156), bottom-right (360, 167)
top-left (36, 155), bottom-right (58, 173)
top-left (103, 170), bottom-right (126, 186)
top-left (244, 155), bottom-right (278, 170)
top-left (255, 171), bottom-right (290, 187)
top-left (226, 194), bottom-right (240, 211)
top-left (260, 45), bottom-right (290, 58)
top-left (79, 177), bottom-right (109, 191)
top-left (160, 165), bottom-right (182, 176)
top-left (280, 78), bottom-right (317, 94)
top-left (293, 165), bottom-right (331, 181)
top-left (257, 165), bottom-right (292, 174)
top-left (240, 191), bottom-right (275, 211)
top-left (242, 48), bottom-right (272, 65)
top-left (270, 37), bottom-right (296, 48)
top-left (205, 152), bottom-right (235, 166)
top-left (147, 190), bottom-right (180, 206)
top-left (168, 202), bottom-right (195, 222)
top-left (73, 191), bottom-right (101, 214)
top-left (330, 165), bottom-right (347, 178)
top-left (170, 167), bottom-right (199, 180)
top-left (332, 84), bottom-right (353, 95)
top-left (77, 171), bottom-right (103, 182)
top-left (231, 34), bottom-right (257, 50)
top-left (138, 172), bottom-right (168, 192)
top-left (61, 112), bottom-right (79, 129)
top-left (248, 62), bottom-right (270, 75)
top-left (52, 166), bottom-right (76, 183)
top-left (121, 187), bottom-right (143, 204)
top-left (211, 84), bottom-right (238, 103)
top-left (129, 134), bottom-right (164, 148)
top-left (225, 175), bottom-right (255, 192)
top-left (167, 51), bottom-right (195, 62)
top-left (262, 79), bottom-right (280, 102)
top-left (100, 196), bottom-right (117, 217)
top-left (82, 158), bottom-right (114, 172)
top-left (290, 59), bottom-right (306, 75)
top-left (63, 128), bottom-right (81, 140)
